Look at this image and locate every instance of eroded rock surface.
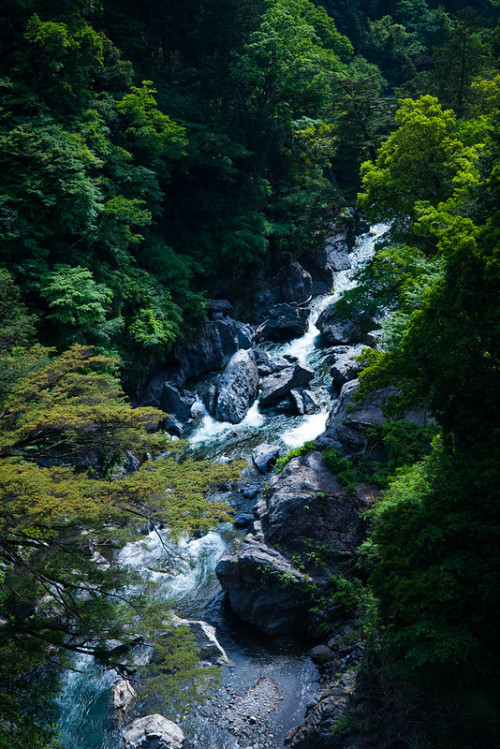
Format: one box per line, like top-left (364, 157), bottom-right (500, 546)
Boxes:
top-left (259, 363), bottom-right (314, 408)
top-left (215, 348), bottom-right (259, 423)
top-left (122, 714), bottom-right (184, 749)
top-left (216, 539), bottom-right (310, 635)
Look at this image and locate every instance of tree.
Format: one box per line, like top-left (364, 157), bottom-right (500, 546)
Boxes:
top-left (0, 344), bottom-right (240, 746)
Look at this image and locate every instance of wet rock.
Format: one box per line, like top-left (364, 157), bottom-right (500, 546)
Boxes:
top-left (252, 444), bottom-right (281, 473)
top-left (234, 513), bottom-right (255, 529)
top-left (216, 540), bottom-right (310, 635)
top-left (242, 485), bottom-right (261, 500)
top-left (289, 388), bottom-right (318, 415)
top-left (159, 383), bottom-right (195, 422)
top-left (215, 349), bottom-right (259, 424)
top-left (262, 451), bottom-right (367, 554)
top-left (317, 379), bottom-right (432, 457)
top-left (300, 247), bottom-right (335, 294)
top-left (253, 350), bottom-right (291, 376)
top-left (163, 416), bottom-right (183, 438)
top-left (112, 679), bottom-right (136, 711)
top-left (122, 714), bottom-right (184, 749)
top-left (264, 304), bottom-right (310, 341)
top-left (259, 364), bottom-right (314, 409)
top-left (201, 383), bottom-right (218, 417)
top-left (273, 260), bottom-right (313, 305)
top-left (329, 344), bottom-right (367, 388)
top-left (170, 615), bottom-right (230, 666)
top-left (207, 299), bottom-right (233, 319)
top-left (316, 305), bottom-right (365, 345)
top-left (310, 644), bottom-right (332, 664)
top-left (284, 688), bottom-right (349, 748)
top-left (174, 317), bottom-right (254, 384)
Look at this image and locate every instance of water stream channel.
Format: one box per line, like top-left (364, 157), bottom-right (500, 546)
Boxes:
top-left (56, 224), bottom-right (387, 749)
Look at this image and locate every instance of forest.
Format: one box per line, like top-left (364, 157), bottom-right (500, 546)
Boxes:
top-left (0, 0), bottom-right (498, 746)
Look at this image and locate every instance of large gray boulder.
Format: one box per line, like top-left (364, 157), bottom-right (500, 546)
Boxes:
top-left (215, 349), bottom-right (259, 423)
top-left (122, 715), bottom-right (184, 749)
top-left (273, 259), bottom-right (313, 305)
top-left (259, 363), bottom-right (315, 409)
top-left (159, 384), bottom-right (195, 422)
top-left (329, 344), bottom-right (367, 388)
top-left (284, 687), bottom-right (349, 748)
top-left (316, 379), bottom-right (432, 456)
top-left (265, 304), bottom-right (310, 341)
top-left (316, 305), bottom-right (364, 345)
top-left (262, 451), bottom-right (367, 553)
top-left (169, 614), bottom-right (230, 666)
top-left (112, 679), bottom-right (136, 711)
top-left (252, 444), bottom-right (281, 473)
top-left (174, 317), bottom-right (254, 384)
top-left (216, 540), bottom-right (310, 635)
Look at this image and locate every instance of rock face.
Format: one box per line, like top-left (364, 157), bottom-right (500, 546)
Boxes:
top-left (329, 344), bottom-right (367, 388)
top-left (265, 303), bottom-right (310, 341)
top-left (122, 715), bottom-right (184, 749)
top-left (259, 363), bottom-right (314, 408)
top-left (170, 615), bottom-right (230, 666)
top-left (252, 444), bottom-right (281, 473)
top-left (316, 378), bottom-right (432, 456)
top-left (139, 317), bottom-right (254, 407)
top-left (112, 679), bottom-right (136, 711)
top-left (316, 304), bottom-right (364, 345)
top-left (300, 246), bottom-right (335, 295)
top-left (214, 349), bottom-right (259, 423)
top-left (273, 259), bottom-right (313, 305)
top-left (284, 688), bottom-right (349, 748)
top-left (159, 384), bottom-right (195, 422)
top-left (262, 451), bottom-right (367, 553)
top-left (216, 540), bottom-right (310, 635)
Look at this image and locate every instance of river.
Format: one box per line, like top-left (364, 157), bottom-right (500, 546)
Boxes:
top-left (55, 224), bottom-right (387, 749)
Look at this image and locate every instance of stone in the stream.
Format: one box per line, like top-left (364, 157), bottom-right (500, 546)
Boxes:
top-left (159, 383), bottom-right (195, 422)
top-left (169, 614), bottom-right (230, 666)
top-left (259, 363), bottom-right (314, 408)
top-left (252, 444), bottom-right (281, 473)
top-left (265, 303), bottom-right (310, 341)
top-left (215, 349), bottom-right (259, 424)
top-left (122, 714), bottom-right (184, 749)
top-left (112, 679), bottom-right (136, 711)
top-left (216, 540), bottom-right (310, 635)
top-left (289, 388), bottom-right (318, 415)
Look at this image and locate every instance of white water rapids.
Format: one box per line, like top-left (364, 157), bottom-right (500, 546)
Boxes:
top-left (55, 224), bottom-right (387, 748)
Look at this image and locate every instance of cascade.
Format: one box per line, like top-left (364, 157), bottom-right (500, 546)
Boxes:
top-left (56, 224), bottom-right (387, 748)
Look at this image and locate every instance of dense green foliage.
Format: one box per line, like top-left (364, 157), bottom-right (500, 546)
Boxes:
top-left (0, 0), bottom-right (498, 745)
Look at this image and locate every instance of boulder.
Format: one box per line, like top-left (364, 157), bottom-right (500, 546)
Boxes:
top-left (252, 444), bottom-right (281, 473)
top-left (259, 364), bottom-right (315, 409)
top-left (273, 260), bottom-right (313, 305)
top-left (216, 540), bottom-right (310, 635)
top-left (159, 384), bottom-right (195, 422)
top-left (163, 416), bottom-right (183, 438)
top-left (289, 388), bottom-right (318, 415)
top-left (112, 679), bottom-right (136, 711)
top-left (253, 349), bottom-right (292, 376)
top-left (170, 615), bottom-right (230, 666)
top-left (174, 317), bottom-right (254, 384)
top-left (300, 247), bottom-right (335, 293)
top-left (122, 715), bottom-right (184, 749)
top-left (284, 688), bottom-right (349, 748)
top-left (329, 344), bottom-right (367, 388)
top-left (215, 349), bottom-right (259, 424)
top-left (316, 379), bottom-right (432, 456)
top-left (264, 304), bottom-right (310, 341)
top-left (234, 513), bottom-right (255, 529)
top-left (201, 383), bottom-right (218, 417)
top-left (262, 451), bottom-right (367, 553)
top-left (316, 305), bottom-right (364, 345)
top-left (206, 299), bottom-right (233, 319)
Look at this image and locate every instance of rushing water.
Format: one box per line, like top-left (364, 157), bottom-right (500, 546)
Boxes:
top-left (56, 224), bottom-right (387, 748)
